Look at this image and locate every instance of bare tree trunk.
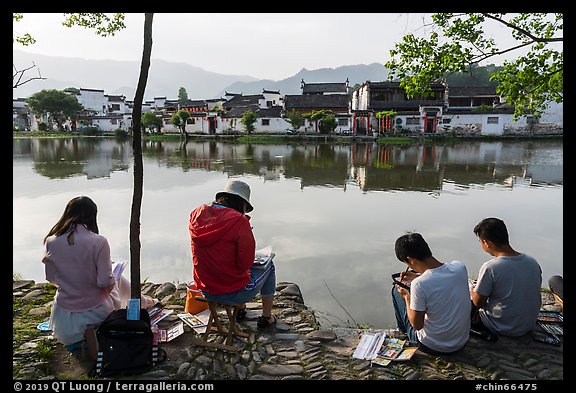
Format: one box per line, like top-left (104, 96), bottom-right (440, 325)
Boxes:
top-left (130, 13), bottom-right (154, 300)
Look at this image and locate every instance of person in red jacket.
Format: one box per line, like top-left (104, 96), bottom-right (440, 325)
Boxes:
top-left (189, 179), bottom-right (277, 329)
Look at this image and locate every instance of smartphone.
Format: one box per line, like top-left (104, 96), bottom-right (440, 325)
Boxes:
top-left (391, 273), bottom-right (411, 291)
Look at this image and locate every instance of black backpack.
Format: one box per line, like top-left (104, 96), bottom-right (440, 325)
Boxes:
top-left (92, 308), bottom-right (164, 377)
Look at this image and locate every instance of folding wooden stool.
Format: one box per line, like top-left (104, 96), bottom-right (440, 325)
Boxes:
top-left (190, 296), bottom-right (249, 352)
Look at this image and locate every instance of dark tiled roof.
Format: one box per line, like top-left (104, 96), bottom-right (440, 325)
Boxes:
top-left (256, 106), bottom-right (283, 118)
top-left (447, 86), bottom-right (498, 97)
top-left (106, 95), bottom-right (125, 102)
top-left (179, 99), bottom-right (206, 107)
top-left (223, 104), bottom-right (260, 117)
top-left (79, 88), bottom-right (105, 92)
top-left (284, 94), bottom-right (349, 109)
top-left (369, 100), bottom-right (445, 110)
top-left (224, 94), bottom-right (264, 109)
top-left (367, 81), bottom-right (445, 91)
top-left (302, 82), bottom-right (348, 94)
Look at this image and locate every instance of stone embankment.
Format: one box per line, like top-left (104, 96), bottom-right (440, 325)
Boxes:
top-left (13, 279), bottom-right (563, 382)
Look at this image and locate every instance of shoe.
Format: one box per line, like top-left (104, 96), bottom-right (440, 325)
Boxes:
top-left (257, 314), bottom-right (277, 329)
top-left (236, 306), bottom-right (247, 321)
top-left (470, 327), bottom-right (498, 342)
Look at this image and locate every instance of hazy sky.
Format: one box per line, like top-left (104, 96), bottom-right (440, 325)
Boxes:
top-left (14, 13), bottom-right (531, 81)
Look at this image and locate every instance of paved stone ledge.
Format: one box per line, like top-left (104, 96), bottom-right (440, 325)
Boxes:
top-left (13, 280), bottom-right (563, 381)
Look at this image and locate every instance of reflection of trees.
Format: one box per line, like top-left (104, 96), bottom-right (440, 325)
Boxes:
top-left (16, 138), bottom-right (131, 179)
top-left (15, 138), bottom-right (563, 190)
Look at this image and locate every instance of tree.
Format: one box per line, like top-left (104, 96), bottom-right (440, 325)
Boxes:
top-left (178, 87), bottom-right (188, 101)
top-left (284, 110), bottom-right (304, 133)
top-left (170, 109), bottom-right (191, 138)
top-left (142, 112), bottom-right (163, 134)
top-left (26, 89), bottom-right (84, 131)
top-left (385, 13), bottom-right (563, 120)
top-left (303, 110), bottom-right (333, 133)
top-left (62, 12), bottom-right (152, 300)
top-left (241, 110), bottom-right (257, 134)
top-left (319, 113), bottom-right (337, 134)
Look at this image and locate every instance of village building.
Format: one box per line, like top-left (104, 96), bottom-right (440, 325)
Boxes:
top-left (13, 78), bottom-right (562, 136)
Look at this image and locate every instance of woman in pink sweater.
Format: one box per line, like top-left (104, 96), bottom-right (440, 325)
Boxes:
top-left (42, 196), bottom-right (155, 352)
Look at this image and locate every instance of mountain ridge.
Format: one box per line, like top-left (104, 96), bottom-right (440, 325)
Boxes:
top-left (13, 49), bottom-right (389, 101)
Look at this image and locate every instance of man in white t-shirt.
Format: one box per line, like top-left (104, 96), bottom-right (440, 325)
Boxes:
top-left (470, 217), bottom-right (542, 337)
top-left (391, 232), bottom-right (471, 355)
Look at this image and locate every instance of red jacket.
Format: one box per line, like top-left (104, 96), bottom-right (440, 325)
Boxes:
top-left (189, 204), bottom-right (256, 295)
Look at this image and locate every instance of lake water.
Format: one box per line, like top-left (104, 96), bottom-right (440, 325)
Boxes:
top-left (13, 137), bottom-right (563, 329)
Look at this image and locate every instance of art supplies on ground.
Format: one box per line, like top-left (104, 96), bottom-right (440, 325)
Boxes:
top-left (532, 309), bottom-right (563, 346)
top-left (373, 337), bottom-right (418, 365)
top-left (352, 331), bottom-right (386, 360)
top-left (353, 330), bottom-right (418, 367)
top-left (178, 312), bottom-right (206, 328)
top-left (538, 311), bottom-right (563, 324)
top-left (149, 306), bottom-right (174, 325)
top-left (157, 321), bottom-right (185, 343)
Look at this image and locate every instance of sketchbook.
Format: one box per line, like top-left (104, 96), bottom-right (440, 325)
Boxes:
top-left (253, 245), bottom-right (275, 269)
top-left (113, 260), bottom-right (128, 282)
top-left (352, 331), bottom-right (386, 360)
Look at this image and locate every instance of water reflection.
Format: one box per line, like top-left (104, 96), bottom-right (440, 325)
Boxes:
top-left (13, 137), bottom-right (563, 328)
top-left (13, 138), bottom-right (563, 191)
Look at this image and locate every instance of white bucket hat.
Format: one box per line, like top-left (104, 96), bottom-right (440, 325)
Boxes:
top-left (215, 179), bottom-right (253, 213)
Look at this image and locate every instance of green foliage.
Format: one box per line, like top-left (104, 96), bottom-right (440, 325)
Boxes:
top-left (141, 112), bottom-right (162, 133)
top-left (302, 110), bottom-right (335, 133)
top-left (114, 128), bottom-right (128, 138)
top-left (241, 110), bottom-right (257, 134)
top-left (446, 64), bottom-right (501, 87)
top-left (26, 89), bottom-right (84, 131)
top-left (178, 87), bottom-right (188, 101)
top-left (38, 122), bottom-right (48, 132)
top-left (472, 105), bottom-right (495, 114)
top-left (284, 110), bottom-right (304, 132)
top-left (78, 126), bottom-right (101, 136)
top-left (62, 13), bottom-right (126, 37)
top-left (170, 109), bottom-right (191, 135)
top-left (319, 114), bottom-right (337, 134)
top-left (13, 14), bottom-right (36, 46)
top-left (376, 111), bottom-right (397, 118)
top-left (386, 13), bottom-right (563, 120)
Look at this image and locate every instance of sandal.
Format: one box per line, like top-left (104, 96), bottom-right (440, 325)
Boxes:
top-left (257, 314), bottom-right (277, 329)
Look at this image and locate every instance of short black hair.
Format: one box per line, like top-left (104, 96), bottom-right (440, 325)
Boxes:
top-left (473, 217), bottom-right (509, 247)
top-left (395, 232), bottom-right (432, 263)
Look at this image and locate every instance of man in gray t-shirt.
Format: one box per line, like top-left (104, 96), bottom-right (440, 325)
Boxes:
top-left (470, 218), bottom-right (542, 337)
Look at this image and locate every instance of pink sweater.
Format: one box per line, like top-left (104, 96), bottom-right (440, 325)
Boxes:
top-left (43, 225), bottom-right (116, 312)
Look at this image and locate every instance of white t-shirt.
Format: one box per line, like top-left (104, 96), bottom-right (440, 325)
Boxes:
top-left (474, 254), bottom-right (542, 336)
top-left (410, 261), bottom-right (471, 352)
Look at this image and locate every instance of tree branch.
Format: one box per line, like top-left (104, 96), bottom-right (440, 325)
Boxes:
top-left (482, 13), bottom-right (563, 43)
top-left (13, 63), bottom-right (46, 89)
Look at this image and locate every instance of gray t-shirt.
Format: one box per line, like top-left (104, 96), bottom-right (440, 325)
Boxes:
top-left (475, 253), bottom-right (542, 336)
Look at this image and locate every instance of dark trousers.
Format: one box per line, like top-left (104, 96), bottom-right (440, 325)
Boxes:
top-left (390, 285), bottom-right (458, 356)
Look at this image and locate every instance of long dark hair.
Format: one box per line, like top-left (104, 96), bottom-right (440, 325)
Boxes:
top-left (44, 196), bottom-right (99, 245)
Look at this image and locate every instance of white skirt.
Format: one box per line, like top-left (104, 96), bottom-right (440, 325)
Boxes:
top-left (48, 275), bottom-right (158, 345)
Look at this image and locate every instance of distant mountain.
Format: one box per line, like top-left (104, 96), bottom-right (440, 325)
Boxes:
top-left (13, 49), bottom-right (259, 101)
top-left (13, 49), bottom-right (390, 101)
top-left (219, 63), bottom-right (389, 96)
